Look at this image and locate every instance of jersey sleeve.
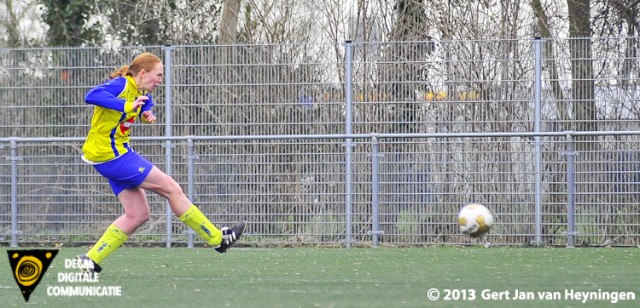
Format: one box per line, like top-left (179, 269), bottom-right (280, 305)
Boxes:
top-left (140, 92), bottom-right (154, 113)
top-left (85, 77), bottom-right (127, 112)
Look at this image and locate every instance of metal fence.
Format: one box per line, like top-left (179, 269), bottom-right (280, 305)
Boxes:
top-left (1, 38), bottom-right (640, 248)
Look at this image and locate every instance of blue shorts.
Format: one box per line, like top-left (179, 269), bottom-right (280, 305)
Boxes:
top-left (93, 151), bottom-right (154, 196)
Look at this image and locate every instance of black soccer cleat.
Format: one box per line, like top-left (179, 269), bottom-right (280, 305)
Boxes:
top-left (77, 254), bottom-right (102, 277)
top-left (215, 221), bottom-right (246, 253)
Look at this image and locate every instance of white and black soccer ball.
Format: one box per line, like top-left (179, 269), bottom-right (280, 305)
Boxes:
top-left (458, 203), bottom-right (494, 238)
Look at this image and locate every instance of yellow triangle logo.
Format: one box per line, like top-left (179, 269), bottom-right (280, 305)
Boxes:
top-left (7, 249), bottom-right (58, 303)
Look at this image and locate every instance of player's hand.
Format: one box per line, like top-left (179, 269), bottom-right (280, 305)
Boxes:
top-left (132, 96), bottom-right (149, 110)
top-left (141, 111), bottom-right (156, 123)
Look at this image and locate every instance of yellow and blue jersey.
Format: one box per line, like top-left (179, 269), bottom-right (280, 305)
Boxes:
top-left (82, 75), bottom-right (154, 163)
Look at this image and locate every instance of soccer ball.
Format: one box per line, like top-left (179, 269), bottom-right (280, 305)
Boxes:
top-left (458, 203), bottom-right (494, 238)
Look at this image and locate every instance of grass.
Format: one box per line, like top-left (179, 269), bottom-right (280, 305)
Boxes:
top-left (0, 246), bottom-right (638, 307)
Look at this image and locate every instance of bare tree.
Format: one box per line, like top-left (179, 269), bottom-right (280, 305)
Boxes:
top-left (0, 0), bottom-right (47, 47)
top-left (601, 0), bottom-right (640, 88)
top-left (569, 0), bottom-right (596, 132)
top-left (91, 0), bottom-right (223, 45)
top-left (219, 0), bottom-right (243, 44)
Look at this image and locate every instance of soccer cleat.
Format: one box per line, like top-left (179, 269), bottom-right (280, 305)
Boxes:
top-left (77, 254), bottom-right (102, 277)
top-left (215, 221), bottom-right (246, 253)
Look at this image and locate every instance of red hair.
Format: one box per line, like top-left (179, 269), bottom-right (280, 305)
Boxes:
top-left (109, 52), bottom-right (162, 79)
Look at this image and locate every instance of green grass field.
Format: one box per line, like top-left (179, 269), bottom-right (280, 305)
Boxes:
top-left (1, 246), bottom-right (638, 307)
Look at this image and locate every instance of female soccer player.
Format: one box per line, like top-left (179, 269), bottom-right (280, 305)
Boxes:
top-left (77, 52), bottom-right (244, 275)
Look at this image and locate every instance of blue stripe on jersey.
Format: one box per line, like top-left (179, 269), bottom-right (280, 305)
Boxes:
top-left (110, 126), bottom-right (119, 157)
top-left (110, 113), bottom-right (127, 157)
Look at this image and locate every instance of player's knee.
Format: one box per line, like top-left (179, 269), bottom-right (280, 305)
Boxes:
top-left (163, 177), bottom-right (185, 197)
top-left (126, 211), bottom-right (150, 226)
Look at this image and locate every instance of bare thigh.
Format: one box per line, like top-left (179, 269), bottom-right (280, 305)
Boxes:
top-left (139, 166), bottom-right (182, 198)
top-left (139, 166), bottom-right (192, 216)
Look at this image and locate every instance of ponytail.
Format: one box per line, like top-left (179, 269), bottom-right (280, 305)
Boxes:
top-left (109, 65), bottom-right (131, 79)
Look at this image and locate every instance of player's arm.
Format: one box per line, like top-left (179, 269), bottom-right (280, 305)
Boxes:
top-left (139, 93), bottom-right (156, 123)
top-left (85, 78), bottom-right (144, 113)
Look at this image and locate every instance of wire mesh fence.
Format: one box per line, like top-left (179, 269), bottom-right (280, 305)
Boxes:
top-left (1, 38), bottom-right (640, 247)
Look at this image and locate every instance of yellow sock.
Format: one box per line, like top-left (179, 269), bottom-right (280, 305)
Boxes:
top-left (179, 205), bottom-right (223, 246)
top-left (87, 224), bottom-right (128, 264)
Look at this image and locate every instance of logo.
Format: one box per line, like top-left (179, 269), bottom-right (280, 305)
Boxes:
top-left (7, 249), bottom-right (58, 303)
top-left (96, 242), bottom-right (108, 252)
top-left (200, 224), bottom-right (212, 237)
top-left (138, 166), bottom-right (146, 173)
top-left (119, 117), bottom-right (135, 134)
top-left (47, 258), bottom-right (123, 298)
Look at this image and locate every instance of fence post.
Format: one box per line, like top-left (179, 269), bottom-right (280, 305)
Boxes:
top-left (186, 137), bottom-right (197, 248)
top-left (533, 37), bottom-right (543, 246)
top-left (565, 133), bottom-right (577, 248)
top-left (9, 138), bottom-right (21, 247)
top-left (344, 41), bottom-right (354, 248)
top-left (164, 44), bottom-right (175, 248)
top-left (368, 135), bottom-right (384, 247)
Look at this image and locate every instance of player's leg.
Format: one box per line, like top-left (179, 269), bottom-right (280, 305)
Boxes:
top-left (79, 152), bottom-right (153, 274)
top-left (78, 188), bottom-right (147, 275)
top-left (79, 188), bottom-right (150, 275)
top-left (112, 188), bottom-right (151, 234)
top-left (140, 165), bottom-right (244, 251)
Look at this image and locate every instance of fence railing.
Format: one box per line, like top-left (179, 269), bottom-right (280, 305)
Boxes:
top-left (2, 130), bottom-right (639, 248)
